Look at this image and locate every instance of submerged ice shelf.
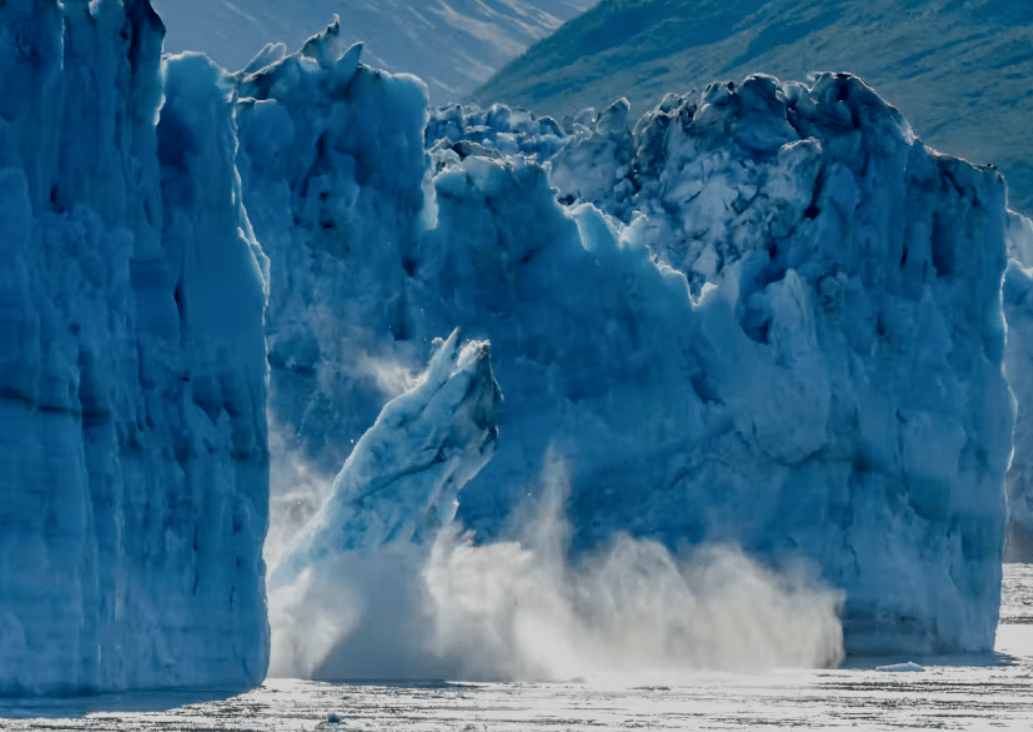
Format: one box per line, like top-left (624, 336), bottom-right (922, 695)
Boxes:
top-left (0, 0), bottom-right (1028, 698)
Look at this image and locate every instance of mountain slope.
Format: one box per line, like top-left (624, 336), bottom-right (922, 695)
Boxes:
top-left (153, 0), bottom-right (595, 104)
top-left (473, 0), bottom-right (1033, 213)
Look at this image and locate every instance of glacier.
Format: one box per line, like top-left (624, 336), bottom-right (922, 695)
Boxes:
top-left (429, 84), bottom-right (1033, 570)
top-left (0, 2), bottom-right (1026, 697)
top-left (242, 22), bottom-right (1015, 658)
top-left (0, 2), bottom-right (269, 695)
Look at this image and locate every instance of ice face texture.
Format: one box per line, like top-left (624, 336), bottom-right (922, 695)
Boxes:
top-left (0, 2), bottom-right (269, 695)
top-left (245, 25), bottom-right (1013, 658)
top-left (431, 83), bottom-right (1033, 569)
top-left (1004, 214), bottom-right (1033, 562)
top-left (501, 77), bottom-right (1016, 653)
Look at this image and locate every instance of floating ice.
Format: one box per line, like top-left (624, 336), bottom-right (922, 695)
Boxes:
top-left (876, 662), bottom-right (925, 673)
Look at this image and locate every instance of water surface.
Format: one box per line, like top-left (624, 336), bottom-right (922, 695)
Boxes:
top-left (5, 565), bottom-right (1032, 731)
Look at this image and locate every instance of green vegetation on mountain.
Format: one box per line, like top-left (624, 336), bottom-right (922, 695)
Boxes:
top-left (473, 0), bottom-right (1033, 212)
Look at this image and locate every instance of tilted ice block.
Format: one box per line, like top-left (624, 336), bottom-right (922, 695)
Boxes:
top-left (0, 2), bottom-right (269, 696)
top-left (269, 330), bottom-right (502, 590)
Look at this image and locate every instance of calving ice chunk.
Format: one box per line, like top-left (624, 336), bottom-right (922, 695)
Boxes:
top-left (267, 340), bottom-right (842, 682)
top-left (267, 331), bottom-right (503, 680)
top-left (269, 330), bottom-right (502, 591)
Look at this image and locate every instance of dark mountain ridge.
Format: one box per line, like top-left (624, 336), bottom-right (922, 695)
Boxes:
top-left (474, 0), bottom-right (1033, 212)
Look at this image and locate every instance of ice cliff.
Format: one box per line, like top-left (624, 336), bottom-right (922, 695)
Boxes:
top-left (439, 83), bottom-right (1033, 568)
top-left (1004, 214), bottom-right (1033, 561)
top-left (0, 3), bottom-right (1022, 695)
top-left (0, 2), bottom-right (269, 695)
top-left (244, 21), bottom-right (1014, 657)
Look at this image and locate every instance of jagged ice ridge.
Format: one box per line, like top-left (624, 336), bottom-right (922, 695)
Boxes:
top-left (427, 84), bottom-right (1033, 566)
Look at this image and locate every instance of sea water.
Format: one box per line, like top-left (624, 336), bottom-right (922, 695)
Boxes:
top-left (3, 565), bottom-right (1032, 731)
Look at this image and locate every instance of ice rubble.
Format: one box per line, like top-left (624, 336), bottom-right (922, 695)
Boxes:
top-left (243, 24), bottom-right (1014, 656)
top-left (0, 3), bottom-right (268, 695)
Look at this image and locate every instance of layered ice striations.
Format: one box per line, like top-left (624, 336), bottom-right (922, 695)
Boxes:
top-left (247, 24), bottom-right (1014, 658)
top-left (0, 2), bottom-right (269, 695)
top-left (1004, 213), bottom-right (1033, 562)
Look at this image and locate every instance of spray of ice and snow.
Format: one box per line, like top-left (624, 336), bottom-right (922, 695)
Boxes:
top-left (265, 334), bottom-right (843, 682)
